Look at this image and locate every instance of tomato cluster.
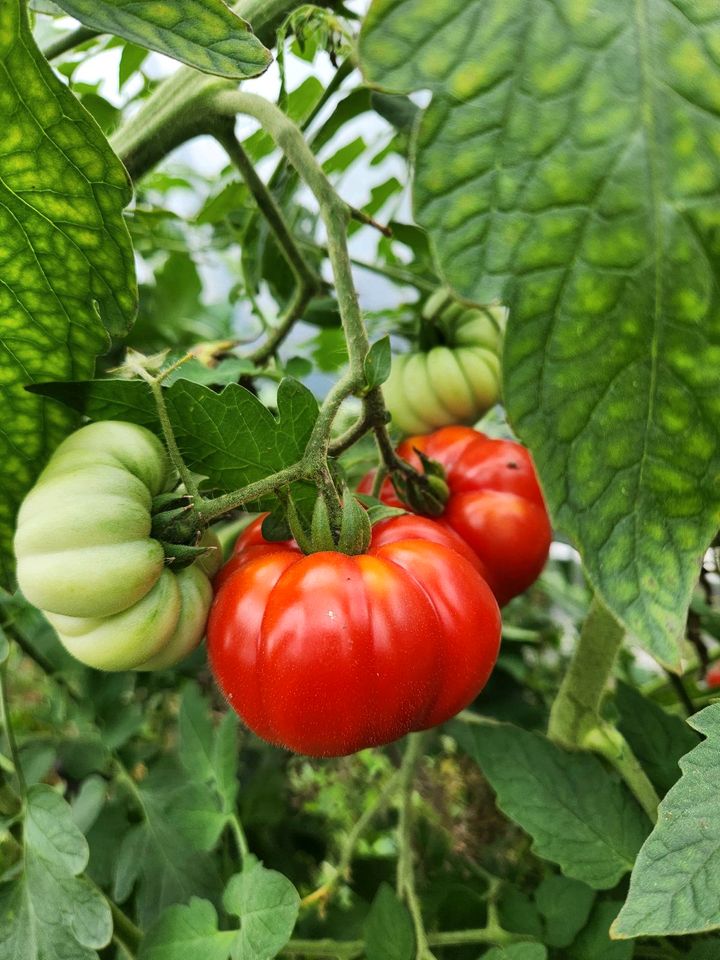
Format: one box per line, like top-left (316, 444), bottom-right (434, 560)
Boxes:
top-left (208, 513), bottom-right (501, 757)
top-left (359, 426), bottom-right (552, 606)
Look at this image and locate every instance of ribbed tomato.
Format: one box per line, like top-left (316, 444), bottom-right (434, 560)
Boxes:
top-left (207, 514), bottom-right (501, 757)
top-left (358, 426), bottom-right (551, 606)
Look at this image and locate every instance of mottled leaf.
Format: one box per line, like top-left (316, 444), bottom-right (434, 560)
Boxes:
top-left (0, 0), bottom-right (135, 583)
top-left (360, 0), bottom-right (720, 667)
top-left (52, 0), bottom-right (271, 78)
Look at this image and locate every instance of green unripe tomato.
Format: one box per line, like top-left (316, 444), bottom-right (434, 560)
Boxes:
top-left (14, 420), bottom-right (215, 672)
top-left (384, 294), bottom-right (505, 435)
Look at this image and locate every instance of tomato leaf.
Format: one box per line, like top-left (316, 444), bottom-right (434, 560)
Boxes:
top-left (483, 947), bottom-right (547, 960)
top-left (139, 898), bottom-right (234, 960)
top-left (365, 883), bottom-right (415, 960)
top-left (0, 785), bottom-right (112, 960)
top-left (113, 762), bottom-right (223, 928)
top-left (615, 681), bottom-right (700, 795)
top-left (612, 704), bottom-right (720, 939)
top-left (0, 0), bottom-right (136, 586)
top-left (52, 0), bottom-right (272, 79)
top-left (535, 875), bottom-right (595, 949)
top-left (223, 861), bottom-right (299, 960)
top-left (360, 0), bottom-right (720, 668)
top-left (575, 901), bottom-right (632, 959)
top-left (29, 376), bottom-right (319, 495)
top-left (453, 720), bottom-right (650, 889)
top-left (179, 683), bottom-right (216, 784)
top-left (364, 336), bottom-right (392, 389)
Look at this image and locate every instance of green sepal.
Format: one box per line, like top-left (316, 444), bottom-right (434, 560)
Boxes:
top-left (310, 496), bottom-right (338, 553)
top-left (391, 451), bottom-right (449, 518)
top-left (337, 494), bottom-right (372, 556)
top-left (151, 493), bottom-right (203, 546)
top-left (160, 541), bottom-right (212, 569)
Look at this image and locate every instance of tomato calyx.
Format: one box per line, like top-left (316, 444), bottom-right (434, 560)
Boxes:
top-left (390, 449), bottom-right (449, 517)
top-left (286, 489), bottom-right (372, 556)
top-left (151, 492), bottom-right (210, 568)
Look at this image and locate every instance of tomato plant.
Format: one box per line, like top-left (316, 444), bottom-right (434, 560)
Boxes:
top-left (1, 1), bottom-right (720, 959)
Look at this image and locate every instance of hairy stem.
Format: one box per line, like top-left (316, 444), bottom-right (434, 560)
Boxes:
top-left (0, 658), bottom-right (25, 796)
top-left (396, 733), bottom-right (437, 960)
top-left (548, 597), bottom-right (660, 822)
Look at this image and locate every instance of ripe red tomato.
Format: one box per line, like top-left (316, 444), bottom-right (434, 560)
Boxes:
top-left (358, 426), bottom-right (551, 606)
top-left (207, 514), bottom-right (501, 757)
top-left (705, 663), bottom-right (720, 689)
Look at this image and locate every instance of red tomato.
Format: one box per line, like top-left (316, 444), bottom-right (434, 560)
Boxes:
top-left (358, 426), bottom-right (551, 605)
top-left (207, 514), bottom-right (501, 757)
top-left (705, 663), bottom-right (720, 689)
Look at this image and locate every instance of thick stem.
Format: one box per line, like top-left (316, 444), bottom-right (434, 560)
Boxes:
top-left (0, 660), bottom-right (25, 796)
top-left (548, 598), bottom-right (660, 822)
top-left (548, 599), bottom-right (624, 744)
top-left (196, 462), bottom-right (306, 521)
top-left (42, 25), bottom-right (99, 60)
top-left (110, 0), bottom-right (326, 179)
top-left (108, 896), bottom-right (143, 955)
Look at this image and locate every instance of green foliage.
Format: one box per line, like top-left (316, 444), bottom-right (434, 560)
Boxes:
top-left (453, 721), bottom-right (650, 888)
top-left (0, 785), bottom-right (112, 960)
top-left (613, 704), bottom-right (720, 938)
top-left (360, 0), bottom-right (720, 669)
top-left (0, 0), bottom-right (135, 584)
top-left (52, 0), bottom-right (272, 77)
top-left (1, 3), bottom-right (719, 959)
top-left (365, 883), bottom-right (415, 960)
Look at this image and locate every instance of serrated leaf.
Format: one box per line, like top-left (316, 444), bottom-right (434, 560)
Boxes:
top-left (365, 883), bottom-right (415, 960)
top-left (613, 703), bottom-right (720, 938)
top-left (360, 0), bottom-right (720, 667)
top-left (179, 683), bottom-right (215, 783)
top-left (0, 785), bottom-right (112, 960)
top-left (114, 763), bottom-right (222, 928)
top-left (31, 376), bottom-right (319, 497)
top-left (0, 0), bottom-right (136, 584)
top-left (139, 898), bottom-right (234, 960)
top-left (52, 0), bottom-right (271, 78)
top-left (535, 875), bottom-right (595, 949)
top-left (452, 720), bottom-right (649, 889)
top-left (364, 337), bottom-right (392, 389)
top-left (223, 862), bottom-right (299, 960)
top-left (615, 681), bottom-right (700, 795)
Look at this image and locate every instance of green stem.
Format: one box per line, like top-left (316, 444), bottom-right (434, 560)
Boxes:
top-left (229, 812), bottom-right (250, 867)
top-left (396, 733), bottom-right (437, 960)
top-left (301, 770), bottom-right (402, 909)
top-left (216, 129), bottom-right (321, 292)
top-left (0, 659), bottom-right (25, 796)
top-left (548, 597), bottom-right (660, 822)
top-left (131, 365), bottom-right (200, 501)
top-left (195, 462), bottom-right (306, 521)
top-left (282, 939), bottom-right (364, 958)
top-left (107, 893), bottom-right (143, 955)
top-left (110, 0), bottom-right (315, 179)
top-left (42, 25), bottom-right (99, 60)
